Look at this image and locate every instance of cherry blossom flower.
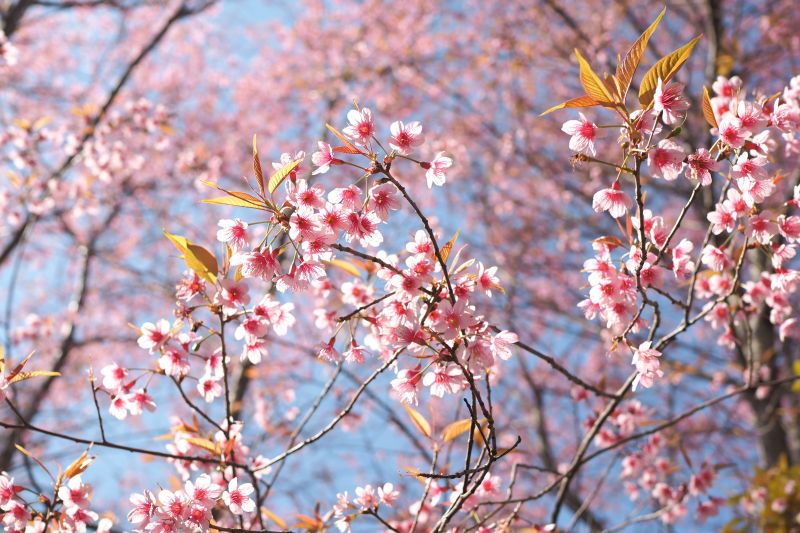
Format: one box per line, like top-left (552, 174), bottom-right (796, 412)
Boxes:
top-left (391, 365), bottom-right (422, 405)
top-left (157, 489), bottom-right (189, 521)
top-left (272, 150), bottom-right (305, 181)
top-left (592, 182), bottom-right (631, 218)
top-left (197, 374), bottom-right (222, 402)
top-left (287, 179), bottom-right (325, 209)
top-left (58, 475), bottom-right (90, 508)
top-left (216, 219), bottom-right (249, 251)
top-left (125, 389), bottom-right (156, 415)
top-left (653, 79), bottom-right (689, 125)
top-left (312, 141), bottom-right (335, 175)
top-left (230, 248), bottom-right (280, 281)
top-left (367, 183), bottom-right (400, 221)
top-left (101, 363), bottom-right (128, 390)
top-left (717, 115), bottom-right (747, 148)
top-left (631, 341), bottom-right (663, 391)
top-left (222, 478), bottom-right (255, 515)
top-left (685, 148), bottom-right (719, 186)
top-left (388, 120), bottom-right (423, 154)
top-left (648, 139), bottom-right (685, 181)
top-left (378, 483), bottom-right (400, 506)
top-left (128, 490), bottom-right (157, 526)
top-left (422, 363), bottom-right (466, 398)
top-left (344, 211), bottom-right (383, 247)
top-left (424, 152), bottom-right (452, 188)
top-left (561, 112), bottom-right (598, 156)
top-left (353, 485), bottom-right (378, 509)
top-left (137, 319), bottom-right (171, 353)
top-left (701, 245), bottom-right (732, 272)
top-left (672, 239), bottom-right (695, 279)
top-left (342, 108), bottom-right (375, 144)
top-left (731, 153), bottom-right (768, 182)
top-left (707, 202), bottom-right (736, 234)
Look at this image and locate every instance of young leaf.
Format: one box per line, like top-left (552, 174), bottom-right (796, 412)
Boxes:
top-left (164, 232), bottom-right (219, 284)
top-left (615, 7), bottom-right (666, 101)
top-left (574, 49), bottom-right (615, 105)
top-left (441, 417), bottom-right (486, 443)
top-left (403, 404), bottom-right (432, 438)
top-left (64, 450), bottom-right (95, 479)
top-left (268, 158), bottom-right (302, 195)
top-left (325, 123), bottom-right (364, 155)
top-left (185, 437), bottom-right (220, 455)
top-left (540, 95), bottom-right (597, 116)
top-left (702, 85), bottom-right (719, 129)
top-left (202, 196), bottom-right (265, 209)
top-left (262, 508), bottom-right (288, 530)
top-left (324, 259), bottom-right (362, 278)
top-left (440, 230), bottom-right (460, 264)
top-left (639, 35), bottom-right (702, 106)
top-left (252, 134), bottom-right (265, 195)
top-left (7, 370), bottom-right (61, 384)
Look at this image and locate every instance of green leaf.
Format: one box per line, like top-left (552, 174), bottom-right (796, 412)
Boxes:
top-left (639, 35), bottom-right (702, 106)
top-left (616, 7), bottom-right (666, 102)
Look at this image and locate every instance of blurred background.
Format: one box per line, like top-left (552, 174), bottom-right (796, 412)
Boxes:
top-left (1, 0), bottom-right (799, 530)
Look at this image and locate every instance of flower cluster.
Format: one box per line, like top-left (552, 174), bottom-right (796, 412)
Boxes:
top-left (128, 474), bottom-right (255, 532)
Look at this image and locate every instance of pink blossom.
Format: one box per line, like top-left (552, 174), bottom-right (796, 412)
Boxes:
top-left (647, 139), bottom-right (685, 181)
top-left (391, 365), bottom-right (422, 405)
top-left (230, 247), bottom-right (280, 280)
top-left (388, 120), bottom-right (423, 154)
top-left (707, 202), bottom-right (736, 234)
top-left (631, 341), bottom-right (663, 391)
top-left (312, 141), bottom-right (336, 175)
top-left (731, 153), bottom-right (768, 181)
top-left (685, 148), bottom-right (719, 186)
top-left (222, 478), bottom-right (255, 515)
top-left (216, 219), bottom-right (249, 251)
top-left (592, 182), bottom-right (631, 218)
top-left (422, 363), bottom-right (466, 397)
top-left (197, 374), bottom-right (222, 402)
top-left (128, 490), bottom-right (157, 526)
top-left (378, 483), bottom-right (399, 506)
top-left (101, 363), bottom-right (128, 390)
top-left (342, 108), bottom-right (375, 144)
top-left (653, 79), bottom-right (689, 125)
top-left (354, 485), bottom-right (378, 509)
top-left (561, 112), bottom-right (598, 155)
top-left (137, 319), bottom-right (171, 353)
top-left (425, 151), bottom-right (452, 188)
top-left (367, 183), bottom-right (400, 221)
top-left (701, 245), bottom-right (731, 272)
top-left (672, 239), bottom-right (695, 279)
top-left (718, 115), bottom-right (747, 148)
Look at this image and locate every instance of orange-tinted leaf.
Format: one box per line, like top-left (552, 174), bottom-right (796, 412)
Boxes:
top-left (440, 230), bottom-right (460, 264)
top-left (253, 134), bottom-right (264, 195)
top-left (639, 35), bottom-right (702, 106)
top-left (574, 49), bottom-right (615, 105)
top-left (403, 404), bottom-right (432, 438)
top-left (325, 123), bottom-right (363, 155)
top-left (442, 417), bottom-right (485, 443)
top-left (7, 370), bottom-right (60, 384)
top-left (268, 158), bottom-right (302, 195)
top-left (185, 437), bottom-right (219, 455)
top-left (324, 259), bottom-right (362, 278)
top-left (64, 450), bottom-right (95, 479)
top-left (262, 508), bottom-right (288, 530)
top-left (702, 85), bottom-right (718, 129)
top-left (202, 196), bottom-right (264, 209)
top-left (333, 145), bottom-right (361, 154)
top-left (540, 95), bottom-right (598, 116)
top-left (616, 7), bottom-right (666, 101)
top-left (164, 232), bottom-right (218, 284)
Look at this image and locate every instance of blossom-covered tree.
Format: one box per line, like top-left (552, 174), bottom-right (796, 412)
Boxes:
top-left (1, 1), bottom-right (799, 531)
